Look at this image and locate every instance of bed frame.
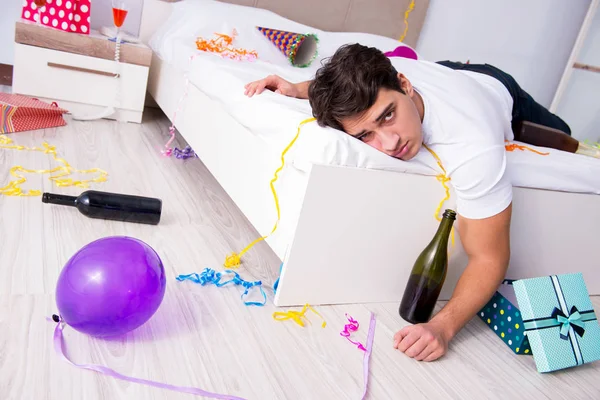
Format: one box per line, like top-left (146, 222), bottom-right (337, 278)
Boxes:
top-left (140, 0), bottom-right (600, 306)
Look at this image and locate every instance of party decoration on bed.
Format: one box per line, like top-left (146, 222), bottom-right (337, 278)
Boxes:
top-left (399, 0), bottom-right (416, 43)
top-left (21, 0), bottom-right (91, 34)
top-left (257, 27), bottom-right (318, 68)
top-left (196, 29), bottom-right (258, 62)
top-left (584, 140), bottom-right (600, 150)
top-left (504, 141), bottom-right (549, 156)
top-left (223, 117), bottom-right (316, 268)
top-left (51, 319), bottom-right (248, 400)
top-left (176, 268), bottom-right (267, 307)
top-left (360, 313), bottom-right (376, 400)
top-left (575, 140), bottom-right (600, 159)
top-left (340, 314), bottom-right (367, 351)
top-left (384, 45), bottom-right (418, 60)
top-left (0, 134), bottom-right (108, 197)
top-left (0, 93), bottom-right (68, 133)
top-left (55, 236), bottom-right (166, 337)
top-left (273, 303), bottom-right (327, 328)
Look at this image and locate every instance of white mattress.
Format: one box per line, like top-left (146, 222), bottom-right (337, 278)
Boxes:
top-left (150, 0), bottom-right (600, 198)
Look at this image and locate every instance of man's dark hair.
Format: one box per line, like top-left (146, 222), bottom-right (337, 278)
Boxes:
top-left (308, 43), bottom-right (405, 131)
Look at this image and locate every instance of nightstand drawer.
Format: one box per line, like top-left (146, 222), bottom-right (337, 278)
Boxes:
top-left (13, 43), bottom-right (149, 112)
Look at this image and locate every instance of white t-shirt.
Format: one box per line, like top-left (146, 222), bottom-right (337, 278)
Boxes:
top-left (390, 58), bottom-right (515, 220)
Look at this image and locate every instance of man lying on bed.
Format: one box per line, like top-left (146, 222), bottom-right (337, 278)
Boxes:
top-left (243, 44), bottom-right (573, 362)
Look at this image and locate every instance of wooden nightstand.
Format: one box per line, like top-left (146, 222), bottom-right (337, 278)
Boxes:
top-left (12, 21), bottom-right (152, 123)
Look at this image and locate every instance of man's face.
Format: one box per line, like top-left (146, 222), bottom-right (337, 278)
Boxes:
top-left (340, 75), bottom-right (423, 161)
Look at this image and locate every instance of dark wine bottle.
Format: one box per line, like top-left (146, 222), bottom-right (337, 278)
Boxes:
top-left (399, 209), bottom-right (456, 324)
top-left (512, 120), bottom-right (600, 159)
top-left (42, 190), bottom-right (162, 225)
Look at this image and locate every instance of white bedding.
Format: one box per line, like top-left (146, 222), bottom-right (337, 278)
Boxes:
top-left (150, 0), bottom-right (600, 197)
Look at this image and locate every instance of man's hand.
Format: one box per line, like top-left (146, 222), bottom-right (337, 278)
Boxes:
top-left (393, 319), bottom-right (450, 362)
top-left (244, 75), bottom-right (310, 99)
top-left (393, 203), bottom-right (512, 362)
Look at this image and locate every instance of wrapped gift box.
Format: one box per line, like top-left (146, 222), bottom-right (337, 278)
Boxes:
top-left (513, 273), bottom-right (600, 373)
top-left (478, 279), bottom-right (532, 355)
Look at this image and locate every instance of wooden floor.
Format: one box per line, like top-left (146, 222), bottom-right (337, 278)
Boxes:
top-left (1, 100), bottom-right (599, 400)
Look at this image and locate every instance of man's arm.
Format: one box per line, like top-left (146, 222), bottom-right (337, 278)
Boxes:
top-left (294, 80), bottom-right (311, 99)
top-left (244, 75), bottom-right (311, 99)
top-left (394, 203), bottom-right (511, 361)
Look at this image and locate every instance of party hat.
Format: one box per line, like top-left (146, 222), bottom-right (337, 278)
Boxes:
top-left (257, 26), bottom-right (318, 68)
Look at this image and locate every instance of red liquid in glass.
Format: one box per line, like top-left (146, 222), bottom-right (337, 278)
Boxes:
top-left (112, 8), bottom-right (128, 28)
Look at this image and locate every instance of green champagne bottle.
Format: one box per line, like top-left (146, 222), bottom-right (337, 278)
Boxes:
top-left (399, 209), bottom-right (456, 324)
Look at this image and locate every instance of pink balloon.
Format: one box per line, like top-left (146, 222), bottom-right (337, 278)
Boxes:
top-left (55, 236), bottom-right (166, 338)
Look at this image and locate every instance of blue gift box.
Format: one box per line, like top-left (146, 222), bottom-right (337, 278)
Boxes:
top-left (478, 280), bottom-right (531, 355)
top-left (513, 272), bottom-right (600, 373)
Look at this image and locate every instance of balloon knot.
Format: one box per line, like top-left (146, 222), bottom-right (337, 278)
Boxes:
top-left (52, 314), bottom-right (60, 323)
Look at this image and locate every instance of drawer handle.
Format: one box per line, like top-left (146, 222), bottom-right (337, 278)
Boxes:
top-left (47, 62), bottom-right (120, 78)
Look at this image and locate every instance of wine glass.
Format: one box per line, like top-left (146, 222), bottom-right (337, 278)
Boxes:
top-left (111, 0), bottom-right (129, 41)
top-left (33, 0), bottom-right (47, 26)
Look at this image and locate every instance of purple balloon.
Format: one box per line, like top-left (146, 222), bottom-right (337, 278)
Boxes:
top-left (56, 236), bottom-right (166, 338)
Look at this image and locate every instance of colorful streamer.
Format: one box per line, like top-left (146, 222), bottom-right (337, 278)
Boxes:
top-left (272, 303), bottom-right (327, 328)
top-left (0, 134), bottom-right (107, 196)
top-left (162, 30), bottom-right (257, 158)
top-left (161, 52), bottom-right (200, 160)
top-left (196, 29), bottom-right (258, 62)
top-left (224, 117), bottom-right (316, 268)
top-left (176, 268), bottom-right (267, 306)
top-left (584, 140), bottom-right (600, 149)
top-left (340, 314), bottom-right (367, 351)
top-left (360, 313), bottom-right (376, 400)
top-left (173, 146), bottom-right (198, 159)
top-left (51, 318), bottom-right (247, 399)
top-left (422, 143), bottom-right (455, 247)
top-left (504, 141), bottom-right (550, 155)
top-left (399, 0), bottom-right (415, 42)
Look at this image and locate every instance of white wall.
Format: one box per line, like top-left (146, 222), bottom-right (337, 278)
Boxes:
top-left (0, 0), bottom-right (23, 65)
top-left (415, 0), bottom-right (590, 109)
top-left (555, 6), bottom-right (600, 143)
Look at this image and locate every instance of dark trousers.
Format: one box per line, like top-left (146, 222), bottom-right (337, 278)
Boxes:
top-left (436, 61), bottom-right (572, 136)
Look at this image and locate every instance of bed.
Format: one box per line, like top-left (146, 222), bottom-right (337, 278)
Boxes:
top-left (139, 0), bottom-right (600, 307)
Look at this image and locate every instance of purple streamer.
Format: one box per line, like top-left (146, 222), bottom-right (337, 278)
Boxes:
top-left (173, 146), bottom-right (198, 159)
top-left (52, 319), bottom-right (247, 400)
top-left (361, 313), bottom-right (376, 400)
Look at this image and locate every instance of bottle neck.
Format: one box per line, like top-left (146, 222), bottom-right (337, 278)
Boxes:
top-left (42, 193), bottom-right (77, 207)
top-left (431, 217), bottom-right (455, 248)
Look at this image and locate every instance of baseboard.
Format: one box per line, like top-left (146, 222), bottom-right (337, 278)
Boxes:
top-left (0, 64), bottom-right (13, 86)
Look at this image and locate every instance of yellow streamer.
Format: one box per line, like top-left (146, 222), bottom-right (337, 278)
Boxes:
top-left (423, 143), bottom-right (455, 247)
top-left (0, 135), bottom-right (108, 196)
top-left (399, 0), bottom-right (416, 42)
top-left (272, 303), bottom-right (327, 328)
top-left (224, 117), bottom-right (316, 268)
